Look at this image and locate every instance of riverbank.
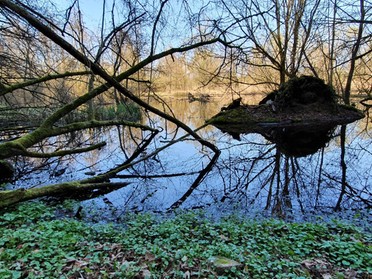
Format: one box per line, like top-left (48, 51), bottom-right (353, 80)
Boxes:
top-left (0, 201), bottom-right (370, 278)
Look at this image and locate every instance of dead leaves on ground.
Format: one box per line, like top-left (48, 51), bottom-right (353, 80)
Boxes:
top-left (60, 242), bottom-right (216, 278)
top-left (301, 258), bottom-right (370, 279)
top-left (56, 243), bottom-right (371, 278)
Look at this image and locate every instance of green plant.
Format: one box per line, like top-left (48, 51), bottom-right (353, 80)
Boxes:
top-left (0, 202), bottom-right (370, 278)
top-left (95, 102), bottom-right (141, 122)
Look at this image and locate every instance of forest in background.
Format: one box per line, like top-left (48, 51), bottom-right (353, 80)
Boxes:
top-left (1, 0), bottom-right (371, 109)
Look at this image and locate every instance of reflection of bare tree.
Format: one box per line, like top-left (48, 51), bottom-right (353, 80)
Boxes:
top-left (202, 122), bottom-right (371, 217)
top-left (167, 151), bottom-right (219, 211)
top-left (331, 125), bottom-right (372, 210)
top-left (18, 101), bottom-right (364, 216)
top-left (335, 125), bottom-right (347, 210)
top-left (268, 150), bottom-right (292, 217)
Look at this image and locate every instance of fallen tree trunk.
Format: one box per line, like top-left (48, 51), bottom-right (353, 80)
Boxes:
top-left (0, 181), bottom-right (129, 209)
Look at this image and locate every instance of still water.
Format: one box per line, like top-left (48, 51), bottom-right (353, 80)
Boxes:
top-left (4, 93), bottom-right (372, 223)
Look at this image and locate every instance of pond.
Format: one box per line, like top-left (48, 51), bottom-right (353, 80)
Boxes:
top-left (2, 93), bottom-right (371, 225)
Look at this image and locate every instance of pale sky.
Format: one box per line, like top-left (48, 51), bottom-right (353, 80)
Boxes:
top-left (55, 0), bottom-right (109, 30)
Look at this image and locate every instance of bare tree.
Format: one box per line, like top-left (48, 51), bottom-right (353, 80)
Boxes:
top-left (216, 0), bottom-right (321, 86)
top-left (0, 0), bottom-right (230, 207)
top-left (343, 0), bottom-right (367, 104)
top-left (321, 0), bottom-right (372, 102)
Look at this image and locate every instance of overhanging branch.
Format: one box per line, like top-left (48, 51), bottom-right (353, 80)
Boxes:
top-left (21, 142), bottom-right (106, 158)
top-left (0, 71), bottom-right (91, 97)
top-left (0, 0), bottom-right (221, 162)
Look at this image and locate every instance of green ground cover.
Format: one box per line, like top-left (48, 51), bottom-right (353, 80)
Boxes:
top-left (0, 201), bottom-right (370, 278)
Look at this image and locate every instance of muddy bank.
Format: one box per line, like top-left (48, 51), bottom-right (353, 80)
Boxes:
top-left (207, 102), bottom-right (364, 129)
top-left (207, 76), bottom-right (364, 131)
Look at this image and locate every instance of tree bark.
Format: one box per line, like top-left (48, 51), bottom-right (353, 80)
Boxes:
top-left (344, 0), bottom-right (365, 104)
top-left (0, 182), bottom-right (129, 209)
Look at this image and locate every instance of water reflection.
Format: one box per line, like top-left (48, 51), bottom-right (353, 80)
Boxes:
top-left (113, 96), bottom-right (370, 219)
top-left (211, 127), bottom-right (371, 218)
top-left (2, 94), bottom-right (371, 222)
top-left (216, 123), bottom-right (337, 157)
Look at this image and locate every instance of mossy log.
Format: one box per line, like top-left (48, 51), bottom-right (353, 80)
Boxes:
top-left (0, 181), bottom-right (129, 209)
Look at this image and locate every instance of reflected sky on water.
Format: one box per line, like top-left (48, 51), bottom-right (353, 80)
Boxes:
top-left (3, 94), bottom-right (371, 224)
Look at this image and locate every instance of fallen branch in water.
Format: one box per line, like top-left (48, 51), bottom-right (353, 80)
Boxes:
top-left (0, 181), bottom-right (130, 209)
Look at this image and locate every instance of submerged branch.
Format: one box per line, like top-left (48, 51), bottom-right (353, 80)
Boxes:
top-left (52, 119), bottom-right (158, 135)
top-left (167, 151), bottom-right (220, 211)
top-left (84, 124), bottom-right (217, 187)
top-left (115, 170), bottom-right (201, 179)
top-left (21, 142), bottom-right (106, 158)
top-left (82, 129), bottom-right (159, 184)
top-left (0, 120), bottom-right (157, 159)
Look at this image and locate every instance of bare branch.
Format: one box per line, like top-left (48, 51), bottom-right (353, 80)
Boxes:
top-left (0, 0), bottom-right (222, 160)
top-left (21, 142), bottom-right (106, 158)
top-left (0, 71), bottom-right (91, 96)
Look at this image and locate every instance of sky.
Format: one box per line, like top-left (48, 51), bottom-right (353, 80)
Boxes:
top-left (55, 0), bottom-right (110, 30)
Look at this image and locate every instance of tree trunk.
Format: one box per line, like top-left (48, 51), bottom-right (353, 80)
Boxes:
top-left (328, 0), bottom-right (337, 86)
top-left (87, 74), bottom-right (96, 120)
top-left (344, 0), bottom-right (365, 104)
top-left (289, 0), bottom-right (305, 77)
top-left (0, 182), bottom-right (129, 209)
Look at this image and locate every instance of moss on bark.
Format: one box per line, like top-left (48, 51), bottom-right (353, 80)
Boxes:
top-left (0, 182), bottom-right (129, 209)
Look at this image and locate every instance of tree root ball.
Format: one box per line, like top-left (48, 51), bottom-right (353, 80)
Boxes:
top-left (261, 76), bottom-right (337, 110)
top-left (0, 160), bottom-right (14, 183)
